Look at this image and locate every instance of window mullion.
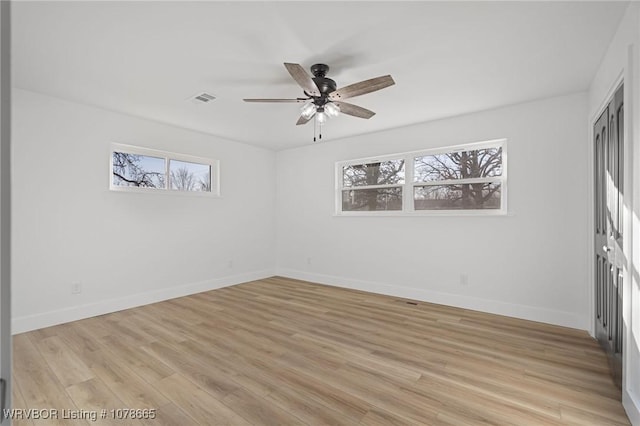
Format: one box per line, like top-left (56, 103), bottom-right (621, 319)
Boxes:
top-left (341, 183), bottom-right (403, 191)
top-left (165, 157), bottom-right (170, 190)
top-left (404, 154), bottom-right (414, 212)
top-left (336, 164), bottom-right (344, 212)
top-left (415, 177), bottom-right (498, 186)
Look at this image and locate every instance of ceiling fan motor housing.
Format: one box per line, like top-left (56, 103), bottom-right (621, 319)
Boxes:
top-left (310, 63), bottom-right (337, 106)
top-left (310, 63), bottom-right (330, 78)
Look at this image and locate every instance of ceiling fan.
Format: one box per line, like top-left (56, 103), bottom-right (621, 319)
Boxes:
top-left (243, 63), bottom-right (395, 140)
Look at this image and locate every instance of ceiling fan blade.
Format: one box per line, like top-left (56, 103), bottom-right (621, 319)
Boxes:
top-left (334, 101), bottom-right (376, 119)
top-left (329, 75), bottom-right (395, 100)
top-left (284, 63), bottom-right (321, 97)
top-left (243, 98), bottom-right (307, 103)
top-left (296, 115), bottom-right (313, 126)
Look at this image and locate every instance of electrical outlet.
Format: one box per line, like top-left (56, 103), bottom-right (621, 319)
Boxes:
top-left (460, 274), bottom-right (469, 286)
top-left (228, 260), bottom-right (234, 269)
top-left (306, 257), bottom-right (312, 265)
top-left (71, 282), bottom-right (82, 294)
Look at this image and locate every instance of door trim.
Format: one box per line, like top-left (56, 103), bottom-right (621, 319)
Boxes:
top-left (0, 0), bottom-right (10, 423)
top-left (589, 71), bottom-right (624, 340)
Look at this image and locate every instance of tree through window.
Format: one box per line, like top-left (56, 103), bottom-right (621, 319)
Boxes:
top-left (342, 160), bottom-right (404, 211)
top-left (414, 147), bottom-right (502, 210)
top-left (112, 152), bottom-right (165, 188)
top-left (110, 145), bottom-right (218, 195)
top-left (337, 140), bottom-right (506, 214)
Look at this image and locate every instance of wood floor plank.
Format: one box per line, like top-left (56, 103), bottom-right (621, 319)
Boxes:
top-left (99, 334), bottom-right (174, 384)
top-left (263, 384), bottom-right (351, 426)
top-left (154, 373), bottom-right (251, 426)
top-left (141, 340), bottom-right (241, 399)
top-left (65, 378), bottom-right (125, 426)
top-left (54, 323), bottom-right (103, 356)
top-left (359, 408), bottom-right (417, 426)
top-left (12, 277), bottom-right (630, 425)
top-left (80, 348), bottom-right (169, 409)
top-left (139, 402), bottom-right (199, 426)
top-left (74, 316), bottom-right (115, 339)
top-left (263, 361), bottom-right (371, 422)
top-left (127, 310), bottom-right (191, 345)
top-left (12, 335), bottom-right (87, 426)
top-left (34, 336), bottom-right (94, 388)
top-left (222, 388), bottom-right (307, 425)
top-left (10, 379), bottom-right (34, 426)
top-left (178, 339), bottom-right (284, 397)
top-left (560, 403), bottom-right (631, 426)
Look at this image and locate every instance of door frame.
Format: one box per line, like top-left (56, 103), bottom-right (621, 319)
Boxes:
top-left (0, 0), bottom-right (10, 423)
top-left (589, 71), bottom-right (624, 333)
top-left (589, 69), bottom-right (630, 393)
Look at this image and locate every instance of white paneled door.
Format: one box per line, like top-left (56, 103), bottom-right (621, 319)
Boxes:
top-left (594, 83), bottom-right (624, 388)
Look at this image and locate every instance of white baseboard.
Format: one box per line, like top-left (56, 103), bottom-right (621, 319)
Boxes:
top-left (14, 267), bottom-right (589, 334)
top-left (12, 269), bottom-right (275, 334)
top-left (277, 268), bottom-right (588, 330)
top-left (624, 389), bottom-right (640, 426)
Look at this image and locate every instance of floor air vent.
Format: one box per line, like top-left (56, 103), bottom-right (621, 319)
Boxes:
top-left (395, 299), bottom-right (419, 306)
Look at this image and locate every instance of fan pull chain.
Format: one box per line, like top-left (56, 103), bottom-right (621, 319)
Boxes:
top-left (312, 110), bottom-right (324, 142)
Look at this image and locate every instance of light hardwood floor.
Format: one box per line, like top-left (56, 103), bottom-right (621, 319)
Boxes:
top-left (13, 277), bottom-right (630, 425)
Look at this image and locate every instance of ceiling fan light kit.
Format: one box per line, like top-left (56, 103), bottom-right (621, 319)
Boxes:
top-left (316, 108), bottom-right (327, 125)
top-left (325, 102), bottom-right (340, 117)
top-left (243, 62), bottom-right (395, 141)
top-left (300, 101), bottom-right (316, 119)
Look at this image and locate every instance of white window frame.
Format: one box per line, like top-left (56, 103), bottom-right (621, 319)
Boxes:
top-left (335, 139), bottom-right (507, 216)
top-left (109, 143), bottom-right (220, 197)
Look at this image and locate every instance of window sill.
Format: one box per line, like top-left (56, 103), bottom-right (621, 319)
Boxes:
top-left (109, 186), bottom-right (221, 198)
top-left (333, 210), bottom-right (512, 217)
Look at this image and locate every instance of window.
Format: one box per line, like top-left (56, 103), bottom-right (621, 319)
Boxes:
top-left (169, 159), bottom-right (212, 192)
top-left (112, 152), bottom-right (166, 189)
top-left (413, 146), bottom-right (503, 211)
top-left (342, 160), bottom-right (405, 211)
top-left (336, 139), bottom-right (506, 215)
top-left (110, 144), bottom-right (219, 195)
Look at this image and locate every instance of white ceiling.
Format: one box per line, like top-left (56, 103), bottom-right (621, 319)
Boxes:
top-left (12, 1), bottom-right (628, 150)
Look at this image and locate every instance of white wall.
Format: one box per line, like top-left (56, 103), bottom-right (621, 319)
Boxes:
top-left (589, 3), bottom-right (640, 424)
top-left (12, 89), bottom-right (276, 333)
top-left (276, 92), bottom-right (590, 330)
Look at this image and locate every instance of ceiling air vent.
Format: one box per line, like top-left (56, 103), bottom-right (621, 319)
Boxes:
top-left (190, 92), bottom-right (216, 104)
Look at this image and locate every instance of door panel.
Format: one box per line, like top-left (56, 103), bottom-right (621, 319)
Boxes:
top-left (594, 84), bottom-right (623, 388)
